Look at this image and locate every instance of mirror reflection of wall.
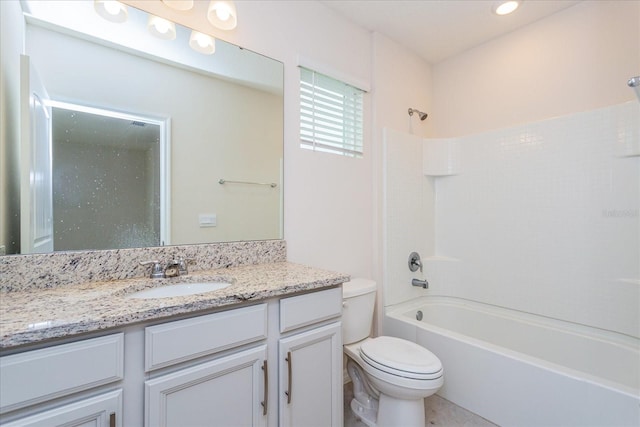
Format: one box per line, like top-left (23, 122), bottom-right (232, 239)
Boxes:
top-left (0, 2), bottom-right (284, 255)
top-left (52, 106), bottom-right (163, 251)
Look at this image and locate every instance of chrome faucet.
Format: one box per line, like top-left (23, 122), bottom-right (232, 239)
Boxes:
top-left (408, 252), bottom-right (428, 289)
top-left (140, 257), bottom-right (194, 279)
top-left (177, 257), bottom-right (194, 275)
top-left (163, 259), bottom-right (181, 278)
top-left (139, 260), bottom-right (164, 279)
top-left (412, 278), bottom-right (429, 289)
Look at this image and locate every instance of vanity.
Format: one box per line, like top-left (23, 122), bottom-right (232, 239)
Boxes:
top-left (0, 2), bottom-right (345, 425)
top-left (0, 244), bottom-right (348, 427)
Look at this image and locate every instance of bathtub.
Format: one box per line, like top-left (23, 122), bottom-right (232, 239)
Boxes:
top-left (384, 296), bottom-right (640, 427)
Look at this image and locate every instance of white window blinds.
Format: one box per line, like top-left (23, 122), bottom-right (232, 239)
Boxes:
top-left (300, 67), bottom-right (364, 158)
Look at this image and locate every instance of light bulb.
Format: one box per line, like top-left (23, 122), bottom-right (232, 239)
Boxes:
top-left (147, 15), bottom-right (176, 40)
top-left (189, 30), bottom-right (216, 54)
top-left (94, 0), bottom-right (128, 23)
top-left (103, 1), bottom-right (122, 15)
top-left (207, 1), bottom-right (237, 30)
top-left (196, 35), bottom-right (209, 48)
top-left (154, 19), bottom-right (170, 34)
top-left (216, 5), bottom-right (231, 21)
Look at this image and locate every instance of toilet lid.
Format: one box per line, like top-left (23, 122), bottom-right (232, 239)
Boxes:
top-left (360, 337), bottom-right (442, 380)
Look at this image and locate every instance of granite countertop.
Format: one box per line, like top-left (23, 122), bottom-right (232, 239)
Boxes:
top-left (0, 262), bottom-right (349, 350)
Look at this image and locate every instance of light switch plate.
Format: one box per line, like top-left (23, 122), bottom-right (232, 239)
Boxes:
top-left (199, 214), bottom-right (217, 227)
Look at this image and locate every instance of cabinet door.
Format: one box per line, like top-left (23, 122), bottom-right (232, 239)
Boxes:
top-left (1, 390), bottom-right (122, 427)
top-left (145, 345), bottom-right (268, 427)
top-left (279, 322), bottom-right (342, 427)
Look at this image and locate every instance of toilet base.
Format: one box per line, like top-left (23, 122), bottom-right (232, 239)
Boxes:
top-left (351, 392), bottom-right (427, 427)
top-left (377, 394), bottom-right (425, 427)
top-left (351, 397), bottom-right (377, 427)
top-left (347, 358), bottom-right (428, 427)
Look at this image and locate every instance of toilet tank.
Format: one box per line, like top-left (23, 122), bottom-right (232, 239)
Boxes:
top-left (342, 278), bottom-right (377, 344)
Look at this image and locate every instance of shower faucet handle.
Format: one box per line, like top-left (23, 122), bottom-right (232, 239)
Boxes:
top-left (408, 252), bottom-right (423, 273)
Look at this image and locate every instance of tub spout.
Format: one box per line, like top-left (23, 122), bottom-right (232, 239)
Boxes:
top-left (412, 278), bottom-right (429, 289)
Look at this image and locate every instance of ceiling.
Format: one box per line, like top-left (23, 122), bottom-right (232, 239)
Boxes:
top-left (320, 0), bottom-right (581, 64)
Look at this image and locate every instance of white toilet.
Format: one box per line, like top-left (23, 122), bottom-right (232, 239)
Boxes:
top-left (343, 278), bottom-right (443, 427)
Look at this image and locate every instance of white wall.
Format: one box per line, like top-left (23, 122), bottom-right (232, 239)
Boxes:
top-left (432, 0), bottom-right (640, 137)
top-left (371, 33), bottom-right (434, 330)
top-left (123, 0), bottom-right (374, 277)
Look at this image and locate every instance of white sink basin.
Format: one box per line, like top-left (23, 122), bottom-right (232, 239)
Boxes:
top-left (126, 282), bottom-right (232, 299)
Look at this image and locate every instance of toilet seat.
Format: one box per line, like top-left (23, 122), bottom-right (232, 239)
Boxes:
top-left (360, 336), bottom-right (443, 380)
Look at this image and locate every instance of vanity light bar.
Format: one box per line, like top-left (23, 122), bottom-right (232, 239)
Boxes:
top-left (93, 1), bottom-right (238, 54)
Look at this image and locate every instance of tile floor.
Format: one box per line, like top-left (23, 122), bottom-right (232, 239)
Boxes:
top-left (343, 382), bottom-right (497, 427)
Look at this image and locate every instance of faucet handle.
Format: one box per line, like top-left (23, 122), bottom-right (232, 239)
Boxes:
top-left (140, 260), bottom-right (164, 279)
top-left (176, 257), bottom-right (195, 275)
top-left (408, 252), bottom-right (423, 273)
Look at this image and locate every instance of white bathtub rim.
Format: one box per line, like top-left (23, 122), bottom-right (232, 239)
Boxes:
top-left (385, 296), bottom-right (640, 399)
top-left (386, 295), bottom-right (639, 349)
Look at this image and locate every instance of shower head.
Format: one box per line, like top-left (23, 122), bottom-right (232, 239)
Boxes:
top-left (628, 76), bottom-right (640, 102)
top-left (408, 108), bottom-right (428, 121)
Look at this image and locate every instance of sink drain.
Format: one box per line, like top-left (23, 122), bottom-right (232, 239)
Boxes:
top-left (416, 310), bottom-right (423, 321)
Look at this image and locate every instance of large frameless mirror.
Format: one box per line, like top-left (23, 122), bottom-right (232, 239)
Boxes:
top-left (2, 0), bottom-right (284, 255)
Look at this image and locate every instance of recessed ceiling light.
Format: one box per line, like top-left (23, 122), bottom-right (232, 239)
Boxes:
top-left (493, 1), bottom-right (521, 16)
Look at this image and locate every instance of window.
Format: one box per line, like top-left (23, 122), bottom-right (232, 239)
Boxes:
top-left (299, 67), bottom-right (364, 158)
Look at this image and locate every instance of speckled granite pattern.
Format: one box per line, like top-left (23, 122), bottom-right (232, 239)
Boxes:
top-left (0, 240), bottom-right (286, 292)
top-left (0, 261), bottom-right (349, 349)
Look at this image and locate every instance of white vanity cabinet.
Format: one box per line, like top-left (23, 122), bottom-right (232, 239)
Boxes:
top-left (278, 288), bottom-right (343, 427)
top-left (0, 334), bottom-right (124, 426)
top-left (0, 286), bottom-right (343, 427)
top-left (0, 390), bottom-right (122, 427)
top-left (142, 287), bottom-right (343, 427)
top-left (143, 304), bottom-right (269, 427)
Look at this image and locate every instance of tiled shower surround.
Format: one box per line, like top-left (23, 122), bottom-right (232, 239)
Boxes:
top-left (385, 101), bottom-right (639, 338)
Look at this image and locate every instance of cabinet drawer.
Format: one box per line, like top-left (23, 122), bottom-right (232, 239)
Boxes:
top-left (0, 333), bottom-right (124, 414)
top-left (145, 303), bottom-right (267, 371)
top-left (280, 287), bottom-right (342, 333)
top-left (1, 389), bottom-right (122, 427)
